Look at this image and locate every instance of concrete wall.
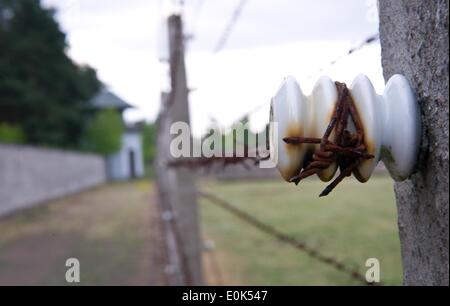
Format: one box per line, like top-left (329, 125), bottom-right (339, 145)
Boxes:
top-left (0, 143), bottom-right (107, 217)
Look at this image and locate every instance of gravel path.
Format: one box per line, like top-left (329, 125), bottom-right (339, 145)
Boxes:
top-left (0, 180), bottom-right (166, 285)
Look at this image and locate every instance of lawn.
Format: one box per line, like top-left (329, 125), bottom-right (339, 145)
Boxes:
top-left (199, 175), bottom-right (402, 285)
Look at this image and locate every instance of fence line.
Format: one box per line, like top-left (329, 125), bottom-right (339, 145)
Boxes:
top-left (155, 14), bottom-right (203, 285)
top-left (156, 185), bottom-right (194, 285)
top-left (158, 12), bottom-right (383, 286)
top-left (155, 91), bottom-right (196, 285)
top-left (199, 190), bottom-right (380, 285)
top-left (152, 191), bottom-right (176, 285)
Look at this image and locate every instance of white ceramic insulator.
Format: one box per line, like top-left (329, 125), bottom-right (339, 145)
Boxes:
top-left (270, 74), bottom-right (421, 183)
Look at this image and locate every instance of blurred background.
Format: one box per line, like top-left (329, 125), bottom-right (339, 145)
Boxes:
top-left (0, 0), bottom-right (401, 285)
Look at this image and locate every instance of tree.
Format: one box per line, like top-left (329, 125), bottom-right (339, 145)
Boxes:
top-left (142, 122), bottom-right (157, 165)
top-left (379, 0), bottom-right (448, 285)
top-left (83, 109), bottom-right (124, 155)
top-left (0, 0), bottom-right (100, 148)
top-left (0, 122), bottom-right (24, 144)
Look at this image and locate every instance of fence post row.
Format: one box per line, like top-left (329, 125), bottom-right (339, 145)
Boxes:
top-left (154, 14), bottom-right (203, 286)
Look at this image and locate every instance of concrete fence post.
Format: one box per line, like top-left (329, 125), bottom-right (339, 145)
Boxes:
top-left (378, 0), bottom-right (449, 285)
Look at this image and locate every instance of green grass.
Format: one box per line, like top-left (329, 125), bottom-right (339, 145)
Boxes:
top-left (199, 175), bottom-right (402, 285)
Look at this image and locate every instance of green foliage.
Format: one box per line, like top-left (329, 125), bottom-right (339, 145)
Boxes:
top-left (0, 0), bottom-right (101, 148)
top-left (83, 109), bottom-right (124, 155)
top-left (0, 122), bottom-right (24, 144)
top-left (142, 122), bottom-right (156, 164)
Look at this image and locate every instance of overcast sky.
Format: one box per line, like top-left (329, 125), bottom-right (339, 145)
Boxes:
top-left (42, 0), bottom-right (383, 136)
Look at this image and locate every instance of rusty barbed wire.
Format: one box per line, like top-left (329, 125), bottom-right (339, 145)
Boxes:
top-left (284, 81), bottom-right (374, 196)
top-left (167, 141), bottom-right (270, 170)
top-left (168, 156), bottom-right (257, 170)
top-left (169, 81), bottom-right (373, 197)
top-left (199, 191), bottom-right (380, 285)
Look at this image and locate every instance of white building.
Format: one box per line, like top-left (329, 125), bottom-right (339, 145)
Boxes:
top-left (90, 88), bottom-right (144, 180)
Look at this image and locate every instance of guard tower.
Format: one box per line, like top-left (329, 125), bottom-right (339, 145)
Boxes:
top-left (90, 87), bottom-right (144, 180)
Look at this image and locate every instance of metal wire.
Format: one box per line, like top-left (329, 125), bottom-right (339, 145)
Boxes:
top-left (213, 0), bottom-right (248, 53)
top-left (199, 191), bottom-right (381, 285)
top-left (305, 33), bottom-right (380, 80)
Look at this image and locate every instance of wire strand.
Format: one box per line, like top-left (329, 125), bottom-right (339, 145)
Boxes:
top-left (305, 33), bottom-right (380, 80)
top-left (213, 0), bottom-right (248, 53)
